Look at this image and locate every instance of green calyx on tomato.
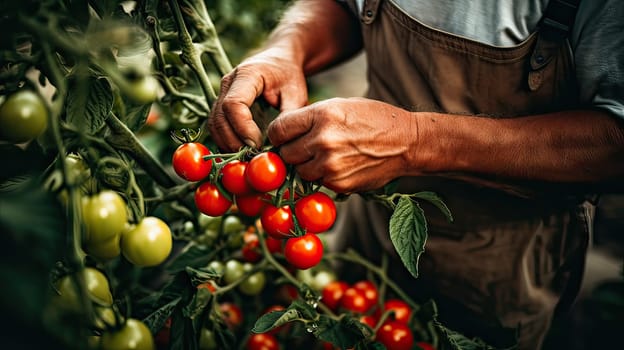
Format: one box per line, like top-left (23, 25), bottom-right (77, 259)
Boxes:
top-left (0, 89), bottom-right (48, 143)
top-left (121, 216), bottom-right (172, 267)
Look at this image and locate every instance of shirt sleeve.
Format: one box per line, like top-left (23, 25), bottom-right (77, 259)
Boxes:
top-left (572, 0), bottom-right (624, 119)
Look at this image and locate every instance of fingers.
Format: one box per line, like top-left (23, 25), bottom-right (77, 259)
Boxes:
top-left (267, 106), bottom-right (315, 147)
top-left (209, 68), bottom-right (264, 151)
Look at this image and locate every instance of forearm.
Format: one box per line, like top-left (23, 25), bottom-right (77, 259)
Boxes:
top-left (412, 109), bottom-right (624, 186)
top-left (264, 0), bottom-right (362, 75)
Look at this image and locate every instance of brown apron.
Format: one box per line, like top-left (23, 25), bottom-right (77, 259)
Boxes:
top-left (328, 1), bottom-right (593, 349)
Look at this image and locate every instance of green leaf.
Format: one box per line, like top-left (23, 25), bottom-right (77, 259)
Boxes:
top-left (185, 266), bottom-right (222, 286)
top-left (182, 288), bottom-right (212, 320)
top-left (389, 196), bottom-right (428, 278)
top-left (412, 191), bottom-right (453, 222)
top-left (251, 309), bottom-right (297, 333)
top-left (122, 103), bottom-right (151, 132)
top-left (315, 315), bottom-right (370, 349)
top-left (65, 76), bottom-right (114, 133)
top-left (166, 242), bottom-right (218, 273)
top-left (142, 297), bottom-right (180, 333)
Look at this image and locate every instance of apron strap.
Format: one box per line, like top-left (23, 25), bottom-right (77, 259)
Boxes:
top-left (360, 0), bottom-right (382, 24)
top-left (529, 0), bottom-right (581, 90)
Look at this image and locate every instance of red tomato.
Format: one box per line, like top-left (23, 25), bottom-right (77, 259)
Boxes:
top-left (245, 152), bottom-right (286, 193)
top-left (284, 233), bottom-right (323, 270)
top-left (382, 299), bottom-right (412, 325)
top-left (260, 204), bottom-right (294, 239)
top-left (417, 342), bottom-right (436, 350)
top-left (172, 142), bottom-right (212, 182)
top-left (376, 321), bottom-right (414, 350)
top-left (221, 160), bottom-right (253, 195)
top-left (339, 287), bottom-right (370, 314)
top-left (236, 193), bottom-right (269, 217)
top-left (194, 182), bottom-right (232, 217)
top-left (265, 235), bottom-right (283, 254)
top-left (246, 333), bottom-right (280, 350)
top-left (359, 315), bottom-right (378, 330)
top-left (294, 192), bottom-right (336, 233)
top-left (219, 302), bottom-right (243, 329)
top-left (242, 237), bottom-right (262, 263)
top-left (321, 281), bottom-right (349, 311)
top-left (353, 280), bottom-right (378, 311)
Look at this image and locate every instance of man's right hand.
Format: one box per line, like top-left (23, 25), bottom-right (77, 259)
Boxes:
top-left (208, 48), bottom-right (308, 152)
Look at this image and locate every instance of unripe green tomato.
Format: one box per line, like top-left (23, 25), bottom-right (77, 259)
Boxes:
top-left (0, 89), bottom-right (48, 143)
top-left (124, 75), bottom-right (160, 105)
top-left (84, 233), bottom-right (121, 261)
top-left (82, 190), bottom-right (128, 244)
top-left (239, 263), bottom-right (266, 296)
top-left (198, 214), bottom-right (222, 231)
top-left (99, 318), bottom-right (155, 350)
top-left (56, 267), bottom-right (113, 308)
top-left (121, 216), bottom-right (172, 267)
top-left (206, 260), bottom-right (225, 275)
top-left (198, 328), bottom-right (217, 350)
top-left (222, 215), bottom-right (245, 235)
top-left (223, 260), bottom-right (244, 285)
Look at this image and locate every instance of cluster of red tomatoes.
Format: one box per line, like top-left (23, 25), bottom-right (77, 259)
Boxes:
top-left (172, 142), bottom-right (337, 271)
top-left (322, 280), bottom-right (434, 350)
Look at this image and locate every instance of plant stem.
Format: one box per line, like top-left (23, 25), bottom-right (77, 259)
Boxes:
top-left (105, 113), bottom-right (177, 189)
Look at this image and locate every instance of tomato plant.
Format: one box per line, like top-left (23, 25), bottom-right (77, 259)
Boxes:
top-left (81, 190), bottom-right (128, 244)
top-left (245, 151), bottom-right (287, 193)
top-left (321, 281), bottom-right (349, 311)
top-left (195, 182), bottom-right (232, 217)
top-left (284, 233), bottom-right (323, 270)
top-left (353, 280), bottom-right (379, 311)
top-left (339, 287), bottom-right (371, 314)
top-left (55, 267), bottom-right (113, 308)
top-left (123, 75), bottom-right (160, 105)
top-left (417, 342), bottom-right (436, 350)
top-left (219, 302), bottom-right (244, 329)
top-left (236, 192), bottom-right (270, 217)
top-left (381, 299), bottom-right (412, 325)
top-left (294, 192), bottom-right (336, 233)
top-left (172, 142), bottom-right (213, 182)
top-left (0, 89), bottom-right (48, 143)
top-left (120, 217), bottom-right (172, 267)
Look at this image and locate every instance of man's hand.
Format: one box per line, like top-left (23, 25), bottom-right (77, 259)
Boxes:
top-left (208, 48), bottom-right (308, 152)
top-left (268, 97), bottom-right (421, 193)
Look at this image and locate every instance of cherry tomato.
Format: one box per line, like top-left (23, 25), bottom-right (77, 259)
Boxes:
top-left (294, 192), bottom-right (336, 233)
top-left (221, 160), bottom-right (253, 195)
top-left (121, 217), bottom-right (172, 267)
top-left (235, 193), bottom-right (269, 217)
top-left (261, 204), bottom-right (294, 239)
top-left (99, 318), bottom-right (155, 350)
top-left (246, 333), bottom-right (280, 350)
top-left (125, 75), bottom-right (160, 104)
top-left (417, 342), bottom-right (436, 350)
top-left (284, 233), bottom-right (323, 270)
top-left (321, 281), bottom-right (349, 311)
top-left (242, 238), bottom-right (262, 263)
top-left (172, 142), bottom-right (212, 182)
top-left (84, 233), bottom-right (121, 261)
top-left (198, 328), bottom-right (217, 350)
top-left (223, 260), bottom-right (245, 284)
top-left (219, 302), bottom-right (243, 329)
top-left (82, 190), bottom-right (128, 244)
top-left (376, 321), bottom-right (414, 350)
top-left (245, 151), bottom-right (286, 193)
top-left (339, 287), bottom-right (370, 314)
top-left (265, 235), bottom-right (283, 254)
top-left (56, 267), bottom-right (114, 308)
top-left (381, 299), bottom-right (412, 325)
top-left (353, 280), bottom-right (379, 311)
top-left (239, 263), bottom-right (266, 296)
top-left (194, 182), bottom-right (232, 217)
top-left (360, 315), bottom-right (378, 330)
top-left (296, 267), bottom-right (337, 291)
top-left (0, 89), bottom-right (48, 143)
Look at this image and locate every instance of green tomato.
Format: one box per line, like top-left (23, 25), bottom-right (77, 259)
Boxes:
top-left (206, 260), bottom-right (225, 275)
top-left (56, 267), bottom-right (113, 308)
top-left (100, 318), bottom-right (155, 350)
top-left (0, 89), bottom-right (48, 143)
top-left (198, 214), bottom-right (222, 231)
top-left (84, 233), bottom-right (121, 261)
top-left (124, 75), bottom-right (160, 105)
top-left (121, 217), bottom-right (172, 267)
top-left (239, 263), bottom-right (266, 296)
top-left (296, 266), bottom-right (337, 291)
top-left (222, 215), bottom-right (245, 235)
top-left (82, 190), bottom-right (128, 244)
top-left (198, 328), bottom-right (217, 350)
top-left (222, 260), bottom-right (244, 285)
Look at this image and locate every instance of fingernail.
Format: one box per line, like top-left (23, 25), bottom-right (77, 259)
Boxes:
top-left (243, 138), bottom-right (257, 149)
